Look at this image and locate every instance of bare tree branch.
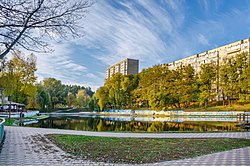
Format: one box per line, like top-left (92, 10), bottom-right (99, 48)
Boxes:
top-left (0, 0), bottom-right (94, 59)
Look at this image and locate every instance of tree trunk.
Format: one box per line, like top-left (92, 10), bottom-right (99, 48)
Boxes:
top-left (228, 97), bottom-right (231, 107)
top-left (204, 101), bottom-right (207, 109)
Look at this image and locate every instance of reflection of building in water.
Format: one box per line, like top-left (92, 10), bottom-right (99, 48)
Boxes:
top-left (100, 109), bottom-right (244, 116)
top-left (100, 115), bottom-right (238, 122)
top-left (133, 117), bottom-right (237, 122)
top-left (102, 116), bottom-right (133, 122)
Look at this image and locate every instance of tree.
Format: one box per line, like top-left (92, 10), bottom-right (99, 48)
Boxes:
top-left (27, 93), bottom-right (39, 110)
top-left (198, 63), bottom-right (217, 108)
top-left (95, 86), bottom-right (109, 111)
top-left (0, 51), bottom-right (37, 104)
top-left (233, 52), bottom-right (249, 103)
top-left (136, 66), bottom-right (161, 108)
top-left (37, 78), bottom-right (93, 109)
top-left (76, 89), bottom-right (90, 107)
top-left (43, 78), bottom-right (62, 108)
top-left (0, 0), bottom-right (93, 59)
top-left (85, 87), bottom-right (94, 98)
top-left (220, 57), bottom-right (239, 106)
top-left (36, 84), bottom-right (51, 110)
top-left (136, 65), bottom-right (176, 110)
top-left (240, 62), bottom-right (250, 103)
top-left (104, 73), bottom-right (124, 109)
top-left (121, 74), bottom-right (139, 107)
top-left (179, 65), bottom-right (197, 107)
top-left (66, 92), bottom-right (75, 107)
top-left (220, 52), bottom-right (250, 105)
top-left (88, 96), bottom-right (99, 111)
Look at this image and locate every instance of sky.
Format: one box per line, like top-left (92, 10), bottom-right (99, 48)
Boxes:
top-left (25, 0), bottom-right (250, 91)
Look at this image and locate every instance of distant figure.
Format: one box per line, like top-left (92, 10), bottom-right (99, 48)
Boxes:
top-left (20, 111), bottom-right (24, 118)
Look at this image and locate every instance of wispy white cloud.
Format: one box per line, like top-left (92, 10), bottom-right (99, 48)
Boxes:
top-left (197, 33), bottom-right (210, 46)
top-left (85, 73), bottom-right (97, 79)
top-left (198, 0), bottom-right (209, 11)
top-left (35, 42), bottom-right (89, 84)
top-left (80, 0), bottom-right (186, 67)
top-left (30, 0), bottom-right (250, 91)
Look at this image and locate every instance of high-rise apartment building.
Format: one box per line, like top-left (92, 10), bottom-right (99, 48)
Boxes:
top-left (167, 37), bottom-right (250, 71)
top-left (106, 58), bottom-right (139, 79)
top-left (166, 37), bottom-right (250, 101)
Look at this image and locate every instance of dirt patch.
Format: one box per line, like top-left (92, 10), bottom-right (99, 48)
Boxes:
top-left (23, 134), bottom-right (77, 160)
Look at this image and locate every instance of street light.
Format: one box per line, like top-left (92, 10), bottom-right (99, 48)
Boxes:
top-left (9, 94), bottom-right (11, 124)
top-left (0, 88), bottom-right (4, 112)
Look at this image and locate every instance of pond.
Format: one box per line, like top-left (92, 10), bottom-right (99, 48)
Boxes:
top-left (23, 114), bottom-right (246, 132)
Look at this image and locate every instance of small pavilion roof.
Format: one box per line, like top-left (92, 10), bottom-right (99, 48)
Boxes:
top-left (3, 101), bottom-right (25, 106)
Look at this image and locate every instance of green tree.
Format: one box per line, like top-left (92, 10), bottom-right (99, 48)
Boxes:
top-left (136, 65), bottom-right (176, 110)
top-left (88, 96), bottom-right (99, 111)
top-left (240, 63), bottom-right (250, 103)
top-left (220, 52), bottom-right (250, 105)
top-left (36, 83), bottom-right (51, 110)
top-left (136, 66), bottom-right (164, 109)
top-left (43, 78), bottom-right (62, 108)
top-left (95, 86), bottom-right (109, 111)
top-left (180, 65), bottom-right (198, 107)
top-left (120, 74), bottom-right (139, 107)
top-left (198, 63), bottom-right (217, 108)
top-left (76, 89), bottom-right (90, 108)
top-left (0, 51), bottom-right (37, 104)
top-left (27, 93), bottom-right (39, 110)
top-left (66, 92), bottom-right (75, 107)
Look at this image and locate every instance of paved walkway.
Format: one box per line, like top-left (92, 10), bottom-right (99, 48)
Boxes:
top-left (0, 126), bottom-right (250, 165)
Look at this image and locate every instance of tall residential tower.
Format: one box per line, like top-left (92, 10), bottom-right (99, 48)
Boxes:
top-left (106, 58), bottom-right (139, 79)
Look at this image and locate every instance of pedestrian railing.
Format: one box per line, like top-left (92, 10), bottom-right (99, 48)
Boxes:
top-left (0, 118), bottom-right (5, 143)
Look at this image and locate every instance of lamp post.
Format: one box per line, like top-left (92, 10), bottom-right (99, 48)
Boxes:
top-left (0, 88), bottom-right (3, 112)
top-left (9, 94), bottom-right (11, 124)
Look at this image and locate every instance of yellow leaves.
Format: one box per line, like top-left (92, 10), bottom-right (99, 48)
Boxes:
top-left (76, 89), bottom-right (90, 107)
top-left (0, 51), bottom-right (37, 103)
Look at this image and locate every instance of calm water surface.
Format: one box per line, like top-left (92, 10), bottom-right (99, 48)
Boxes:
top-left (24, 115), bottom-right (245, 132)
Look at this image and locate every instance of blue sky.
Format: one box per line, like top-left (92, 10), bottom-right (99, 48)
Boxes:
top-left (33, 0), bottom-right (250, 90)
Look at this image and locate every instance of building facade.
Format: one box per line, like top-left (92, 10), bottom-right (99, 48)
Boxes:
top-left (166, 37), bottom-right (250, 101)
top-left (106, 58), bottom-right (139, 79)
top-left (167, 37), bottom-right (250, 72)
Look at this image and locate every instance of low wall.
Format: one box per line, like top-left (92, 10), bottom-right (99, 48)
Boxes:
top-left (0, 111), bottom-right (39, 118)
top-left (100, 109), bottom-right (246, 116)
top-left (135, 110), bottom-right (245, 116)
top-left (0, 118), bottom-right (5, 143)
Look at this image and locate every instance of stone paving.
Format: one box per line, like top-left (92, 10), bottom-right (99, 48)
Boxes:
top-left (0, 126), bottom-right (250, 165)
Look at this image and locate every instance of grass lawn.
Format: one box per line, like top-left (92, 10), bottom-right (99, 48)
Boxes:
top-left (48, 135), bottom-right (250, 164)
top-left (4, 118), bottom-right (15, 126)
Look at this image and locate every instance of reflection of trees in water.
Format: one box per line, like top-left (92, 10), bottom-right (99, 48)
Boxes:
top-left (28, 117), bottom-right (242, 132)
top-left (95, 121), bottom-right (241, 132)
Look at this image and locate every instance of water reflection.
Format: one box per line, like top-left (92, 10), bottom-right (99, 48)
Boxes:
top-left (25, 115), bottom-right (244, 132)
